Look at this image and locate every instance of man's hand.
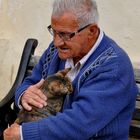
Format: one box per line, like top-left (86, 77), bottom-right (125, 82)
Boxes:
top-left (21, 79), bottom-right (47, 111)
top-left (4, 123), bottom-right (20, 140)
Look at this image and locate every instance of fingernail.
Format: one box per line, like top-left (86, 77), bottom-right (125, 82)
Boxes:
top-left (39, 104), bottom-right (43, 108)
top-left (44, 102), bottom-right (47, 106)
top-left (44, 96), bottom-right (47, 101)
top-left (28, 107), bottom-right (32, 111)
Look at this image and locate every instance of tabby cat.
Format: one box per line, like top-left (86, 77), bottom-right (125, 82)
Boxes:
top-left (15, 68), bottom-right (73, 124)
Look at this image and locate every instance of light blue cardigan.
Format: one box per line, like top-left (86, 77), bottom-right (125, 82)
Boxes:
top-left (15, 34), bottom-right (138, 140)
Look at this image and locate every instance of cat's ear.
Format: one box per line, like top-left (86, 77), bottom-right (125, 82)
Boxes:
top-left (56, 68), bottom-right (71, 77)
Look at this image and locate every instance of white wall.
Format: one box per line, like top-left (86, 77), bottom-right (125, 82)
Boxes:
top-left (98, 0), bottom-right (140, 64)
top-left (0, 0), bottom-right (140, 100)
top-left (0, 0), bottom-right (53, 99)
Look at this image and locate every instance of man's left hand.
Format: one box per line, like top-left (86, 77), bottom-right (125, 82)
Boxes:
top-left (4, 123), bottom-right (20, 140)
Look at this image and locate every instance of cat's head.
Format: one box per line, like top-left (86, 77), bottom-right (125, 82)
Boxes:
top-left (42, 68), bottom-right (73, 96)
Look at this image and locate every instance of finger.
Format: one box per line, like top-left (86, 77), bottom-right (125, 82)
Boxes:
top-left (35, 79), bottom-right (45, 88)
top-left (35, 89), bottom-right (47, 101)
top-left (28, 83), bottom-right (47, 101)
top-left (10, 123), bottom-right (17, 127)
top-left (3, 133), bottom-right (11, 140)
top-left (22, 94), bottom-right (45, 109)
top-left (33, 93), bottom-right (47, 106)
top-left (26, 98), bottom-right (44, 108)
top-left (25, 88), bottom-right (47, 105)
top-left (27, 91), bottom-right (47, 107)
top-left (3, 128), bottom-right (11, 138)
top-left (22, 100), bottom-right (32, 111)
top-left (10, 123), bottom-right (19, 128)
top-left (28, 85), bottom-right (47, 101)
top-left (4, 128), bottom-right (8, 135)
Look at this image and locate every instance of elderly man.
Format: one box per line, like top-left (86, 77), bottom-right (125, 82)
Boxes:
top-left (4, 0), bottom-right (138, 140)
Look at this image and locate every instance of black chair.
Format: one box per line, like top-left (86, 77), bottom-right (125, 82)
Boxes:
top-left (0, 38), bottom-right (39, 139)
top-left (129, 72), bottom-right (140, 139)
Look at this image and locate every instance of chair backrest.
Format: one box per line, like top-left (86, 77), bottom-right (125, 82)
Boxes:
top-left (129, 68), bottom-right (140, 139)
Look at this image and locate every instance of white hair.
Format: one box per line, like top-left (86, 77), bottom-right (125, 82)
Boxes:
top-left (52, 0), bottom-right (99, 28)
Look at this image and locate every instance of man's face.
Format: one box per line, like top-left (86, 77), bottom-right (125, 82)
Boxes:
top-left (51, 12), bottom-right (93, 64)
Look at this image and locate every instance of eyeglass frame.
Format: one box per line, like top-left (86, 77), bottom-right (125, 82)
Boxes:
top-left (47, 24), bottom-right (91, 41)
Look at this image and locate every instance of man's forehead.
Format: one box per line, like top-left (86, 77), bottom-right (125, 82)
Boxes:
top-left (51, 12), bottom-right (79, 29)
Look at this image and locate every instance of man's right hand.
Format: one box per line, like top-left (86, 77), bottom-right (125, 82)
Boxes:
top-left (21, 79), bottom-right (47, 111)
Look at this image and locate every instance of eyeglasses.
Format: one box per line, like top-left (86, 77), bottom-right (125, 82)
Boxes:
top-left (47, 24), bottom-right (91, 41)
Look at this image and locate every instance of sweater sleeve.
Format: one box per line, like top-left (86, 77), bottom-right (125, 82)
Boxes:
top-left (15, 47), bottom-right (48, 107)
top-left (21, 59), bottom-right (137, 140)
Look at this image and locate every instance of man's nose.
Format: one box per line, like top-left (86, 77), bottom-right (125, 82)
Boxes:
top-left (53, 34), bottom-right (64, 47)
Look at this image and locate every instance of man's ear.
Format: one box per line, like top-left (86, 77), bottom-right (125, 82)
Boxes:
top-left (88, 24), bottom-right (99, 37)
